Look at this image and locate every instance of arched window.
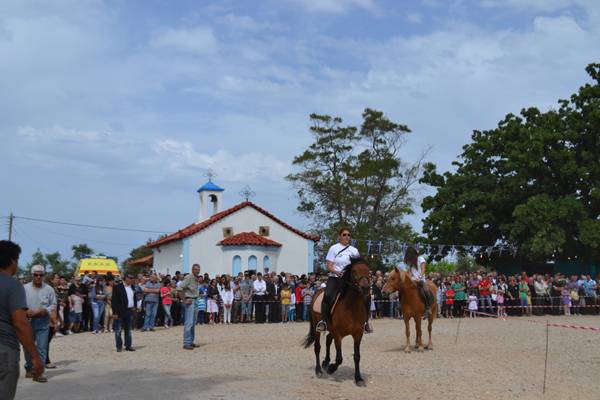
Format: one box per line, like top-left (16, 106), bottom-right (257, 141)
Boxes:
top-left (263, 256), bottom-right (271, 273)
top-left (248, 255), bottom-right (258, 271)
top-left (232, 255), bottom-right (242, 276)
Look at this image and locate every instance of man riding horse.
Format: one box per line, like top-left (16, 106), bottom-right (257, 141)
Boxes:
top-left (404, 246), bottom-right (434, 318)
top-left (316, 228), bottom-right (372, 334)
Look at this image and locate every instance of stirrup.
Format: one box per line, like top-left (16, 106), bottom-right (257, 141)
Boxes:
top-left (315, 320), bottom-right (327, 332)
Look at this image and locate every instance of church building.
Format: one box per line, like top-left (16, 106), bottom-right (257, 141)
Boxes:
top-left (148, 181), bottom-right (319, 277)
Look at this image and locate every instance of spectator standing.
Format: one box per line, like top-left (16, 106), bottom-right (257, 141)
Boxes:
top-left (280, 284), bottom-right (291, 322)
top-left (0, 241), bottom-right (45, 398)
top-left (111, 274), bottom-right (136, 352)
top-left (104, 276), bottom-right (114, 333)
top-left (90, 278), bottom-right (106, 334)
top-left (142, 274), bottom-right (161, 332)
top-left (295, 282), bottom-right (304, 321)
top-left (451, 277), bottom-right (466, 317)
top-left (222, 283), bottom-right (234, 324)
top-left (23, 264), bottom-right (57, 382)
top-left (160, 279), bottom-right (173, 328)
top-left (232, 276), bottom-right (242, 323)
top-left (253, 273), bottom-right (267, 323)
top-left (206, 279), bottom-right (220, 324)
top-left (180, 264), bottom-right (200, 350)
top-left (302, 284), bottom-right (315, 321)
top-left (468, 291), bottom-right (478, 318)
top-left (443, 282), bottom-right (455, 318)
top-left (478, 276), bottom-right (492, 314)
top-left (240, 272), bottom-right (253, 323)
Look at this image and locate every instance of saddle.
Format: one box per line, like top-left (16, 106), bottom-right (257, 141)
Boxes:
top-left (312, 290), bottom-right (341, 315)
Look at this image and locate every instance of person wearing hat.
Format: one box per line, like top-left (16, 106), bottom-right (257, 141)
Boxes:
top-left (23, 263), bottom-right (57, 382)
top-left (0, 240), bottom-right (44, 399)
top-left (111, 274), bottom-right (136, 352)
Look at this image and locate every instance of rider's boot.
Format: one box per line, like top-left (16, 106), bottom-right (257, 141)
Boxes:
top-left (316, 297), bottom-right (330, 333)
top-left (417, 281), bottom-right (432, 320)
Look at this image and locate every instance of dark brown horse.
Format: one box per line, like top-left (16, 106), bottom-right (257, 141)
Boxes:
top-left (382, 268), bottom-right (437, 352)
top-left (303, 258), bottom-right (371, 386)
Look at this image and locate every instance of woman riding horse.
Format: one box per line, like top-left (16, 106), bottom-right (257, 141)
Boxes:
top-left (316, 228), bottom-right (372, 334)
top-left (404, 246), bottom-right (434, 318)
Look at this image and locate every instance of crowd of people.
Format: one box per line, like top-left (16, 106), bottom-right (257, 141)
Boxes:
top-left (2, 237), bottom-right (599, 398)
top-left (38, 268), bottom-right (600, 340)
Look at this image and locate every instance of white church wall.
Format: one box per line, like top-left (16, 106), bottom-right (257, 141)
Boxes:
top-left (186, 206), bottom-right (314, 276)
top-left (152, 240), bottom-right (182, 276)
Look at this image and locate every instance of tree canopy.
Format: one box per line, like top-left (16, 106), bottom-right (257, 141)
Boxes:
top-left (287, 108), bottom-right (424, 262)
top-left (421, 63), bottom-right (600, 263)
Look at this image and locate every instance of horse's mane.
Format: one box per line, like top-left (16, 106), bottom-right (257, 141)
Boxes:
top-left (394, 267), bottom-right (415, 290)
top-left (339, 257), bottom-right (369, 297)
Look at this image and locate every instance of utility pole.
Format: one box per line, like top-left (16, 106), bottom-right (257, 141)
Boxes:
top-left (8, 212), bottom-right (14, 241)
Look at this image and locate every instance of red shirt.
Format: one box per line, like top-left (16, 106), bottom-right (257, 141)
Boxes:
top-left (295, 287), bottom-right (303, 303)
top-left (161, 287), bottom-right (172, 305)
top-left (445, 289), bottom-right (455, 305)
top-left (479, 279), bottom-right (491, 296)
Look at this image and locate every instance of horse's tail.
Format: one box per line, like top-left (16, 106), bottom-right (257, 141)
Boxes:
top-left (302, 311), bottom-right (316, 349)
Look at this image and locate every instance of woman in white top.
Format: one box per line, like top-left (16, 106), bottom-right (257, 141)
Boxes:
top-left (316, 228), bottom-right (372, 333)
top-left (221, 283), bottom-right (234, 324)
top-left (403, 246), bottom-right (433, 318)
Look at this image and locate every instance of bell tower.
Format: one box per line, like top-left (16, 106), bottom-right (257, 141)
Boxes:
top-left (197, 178), bottom-right (224, 221)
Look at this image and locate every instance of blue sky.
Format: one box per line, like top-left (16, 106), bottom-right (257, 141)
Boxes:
top-left (1, 0), bottom-right (599, 265)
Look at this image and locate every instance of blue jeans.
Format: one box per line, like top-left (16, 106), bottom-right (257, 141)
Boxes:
top-left (303, 304), bottom-right (310, 321)
top-left (113, 309), bottom-right (132, 350)
top-left (162, 303), bottom-right (173, 326)
top-left (24, 316), bottom-right (49, 372)
top-left (92, 301), bottom-right (105, 332)
top-left (183, 302), bottom-right (197, 346)
top-left (143, 301), bottom-right (158, 330)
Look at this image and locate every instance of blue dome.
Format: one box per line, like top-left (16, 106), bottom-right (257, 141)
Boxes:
top-left (197, 181), bottom-right (224, 193)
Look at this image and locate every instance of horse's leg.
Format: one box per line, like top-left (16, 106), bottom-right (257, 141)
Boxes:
top-left (425, 314), bottom-right (433, 350)
top-left (415, 316), bottom-right (424, 352)
top-left (327, 336), bottom-right (343, 375)
top-left (314, 331), bottom-right (323, 377)
top-left (403, 316), bottom-right (411, 353)
top-left (353, 333), bottom-right (365, 386)
top-left (322, 333), bottom-right (333, 369)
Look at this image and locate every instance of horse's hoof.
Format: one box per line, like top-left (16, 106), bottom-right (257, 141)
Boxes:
top-left (316, 369), bottom-right (323, 378)
top-left (327, 365), bottom-right (337, 375)
top-left (404, 347), bottom-right (411, 353)
top-left (321, 361), bottom-right (330, 369)
top-left (355, 379), bottom-right (366, 387)
top-left (417, 347), bottom-right (424, 352)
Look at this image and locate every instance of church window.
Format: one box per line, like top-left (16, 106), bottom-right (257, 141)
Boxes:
top-left (223, 227), bottom-right (233, 238)
top-left (259, 226), bottom-right (270, 236)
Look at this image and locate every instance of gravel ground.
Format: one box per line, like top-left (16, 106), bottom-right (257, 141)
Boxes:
top-left (16, 316), bottom-right (600, 400)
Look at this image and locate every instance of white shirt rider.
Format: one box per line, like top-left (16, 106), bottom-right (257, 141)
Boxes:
top-left (326, 243), bottom-right (360, 277)
top-left (405, 255), bottom-right (426, 281)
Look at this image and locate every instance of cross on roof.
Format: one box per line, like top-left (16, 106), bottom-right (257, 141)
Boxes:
top-left (239, 185), bottom-right (256, 201)
top-left (205, 169), bottom-right (216, 182)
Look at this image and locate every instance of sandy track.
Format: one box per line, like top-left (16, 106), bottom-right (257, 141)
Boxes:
top-left (16, 316), bottom-right (600, 400)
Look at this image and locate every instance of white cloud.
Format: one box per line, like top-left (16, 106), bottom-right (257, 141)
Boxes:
top-left (289, 0), bottom-right (377, 13)
top-left (406, 12), bottom-right (422, 23)
top-left (150, 26), bottom-right (218, 54)
top-left (150, 139), bottom-right (291, 182)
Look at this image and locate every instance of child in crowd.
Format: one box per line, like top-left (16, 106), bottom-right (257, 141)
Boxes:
top-left (196, 285), bottom-right (206, 325)
top-left (468, 291), bottom-right (478, 318)
top-left (496, 288), bottom-right (506, 317)
top-left (69, 291), bottom-right (84, 333)
top-left (280, 284), bottom-right (291, 322)
top-left (444, 283), bottom-right (455, 318)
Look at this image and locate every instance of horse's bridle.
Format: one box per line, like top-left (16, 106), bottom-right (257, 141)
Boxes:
top-left (351, 266), bottom-right (371, 290)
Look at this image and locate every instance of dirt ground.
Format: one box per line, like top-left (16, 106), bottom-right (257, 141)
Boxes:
top-left (16, 315), bottom-right (600, 400)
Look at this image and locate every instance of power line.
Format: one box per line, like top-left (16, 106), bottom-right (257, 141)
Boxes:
top-left (13, 215), bottom-right (168, 234)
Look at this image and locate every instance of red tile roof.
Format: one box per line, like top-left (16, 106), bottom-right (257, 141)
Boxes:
top-left (218, 231), bottom-right (282, 247)
top-left (147, 201), bottom-right (319, 248)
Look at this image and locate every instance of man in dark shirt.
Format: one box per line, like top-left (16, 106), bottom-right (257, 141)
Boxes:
top-left (0, 240), bottom-right (44, 399)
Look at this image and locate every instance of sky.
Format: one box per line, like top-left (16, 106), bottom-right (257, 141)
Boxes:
top-left (1, 0), bottom-right (599, 265)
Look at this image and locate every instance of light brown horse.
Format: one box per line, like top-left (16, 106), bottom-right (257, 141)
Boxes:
top-left (303, 258), bottom-right (371, 386)
top-left (382, 268), bottom-right (437, 352)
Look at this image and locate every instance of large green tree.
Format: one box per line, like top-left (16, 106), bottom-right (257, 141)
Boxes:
top-left (287, 108), bottom-right (423, 260)
top-left (421, 63), bottom-right (600, 263)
